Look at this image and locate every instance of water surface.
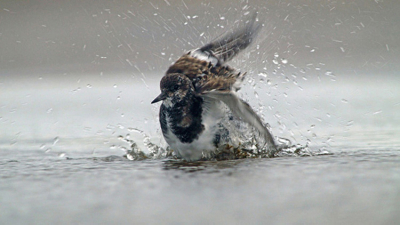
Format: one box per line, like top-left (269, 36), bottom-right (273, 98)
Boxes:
top-left (1, 75), bottom-right (399, 224)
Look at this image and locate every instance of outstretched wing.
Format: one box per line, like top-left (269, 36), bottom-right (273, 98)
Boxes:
top-left (166, 13), bottom-right (260, 92)
top-left (204, 90), bottom-right (277, 157)
top-left (199, 12), bottom-right (261, 66)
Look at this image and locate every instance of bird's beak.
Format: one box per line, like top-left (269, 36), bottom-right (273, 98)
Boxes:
top-left (151, 92), bottom-right (167, 104)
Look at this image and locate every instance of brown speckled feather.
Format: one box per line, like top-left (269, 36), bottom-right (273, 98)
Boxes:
top-left (165, 13), bottom-right (260, 95)
top-left (166, 54), bottom-right (243, 93)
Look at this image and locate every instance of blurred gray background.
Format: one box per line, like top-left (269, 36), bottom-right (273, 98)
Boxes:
top-left (1, 0), bottom-right (398, 77)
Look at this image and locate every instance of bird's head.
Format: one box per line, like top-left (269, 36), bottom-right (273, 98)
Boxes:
top-left (151, 73), bottom-right (193, 106)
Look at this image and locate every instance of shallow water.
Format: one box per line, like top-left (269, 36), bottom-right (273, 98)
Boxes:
top-left (1, 141), bottom-right (399, 224)
top-left (1, 73), bottom-right (400, 224)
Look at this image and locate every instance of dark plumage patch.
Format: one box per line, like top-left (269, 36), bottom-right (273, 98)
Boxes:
top-left (160, 94), bottom-right (204, 143)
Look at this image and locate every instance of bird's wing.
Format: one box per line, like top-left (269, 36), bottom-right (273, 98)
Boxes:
top-left (166, 53), bottom-right (244, 91)
top-left (203, 90), bottom-right (277, 157)
top-left (199, 12), bottom-right (261, 66)
top-left (166, 12), bottom-right (260, 86)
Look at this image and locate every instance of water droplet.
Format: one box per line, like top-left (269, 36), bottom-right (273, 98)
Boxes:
top-left (341, 99), bottom-right (348, 103)
top-left (254, 91), bottom-right (259, 99)
top-left (258, 72), bottom-right (267, 78)
top-left (53, 137), bottom-right (59, 145)
top-left (373, 110), bottom-right (382, 115)
top-left (325, 71), bottom-right (334, 76)
top-left (128, 128), bottom-right (144, 134)
top-left (86, 84), bottom-right (92, 88)
top-left (161, 52), bottom-right (165, 56)
top-left (126, 154), bottom-right (134, 160)
top-left (220, 16), bottom-right (225, 20)
top-left (113, 84), bottom-right (117, 88)
top-left (281, 58), bottom-right (288, 64)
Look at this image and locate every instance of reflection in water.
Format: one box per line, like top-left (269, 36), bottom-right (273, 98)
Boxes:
top-left (162, 159), bottom-right (247, 173)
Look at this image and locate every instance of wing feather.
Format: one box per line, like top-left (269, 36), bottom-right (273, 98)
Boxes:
top-left (204, 90), bottom-right (277, 157)
top-left (200, 12), bottom-right (261, 65)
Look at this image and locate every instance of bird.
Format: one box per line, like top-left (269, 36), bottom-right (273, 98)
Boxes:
top-left (151, 13), bottom-right (277, 161)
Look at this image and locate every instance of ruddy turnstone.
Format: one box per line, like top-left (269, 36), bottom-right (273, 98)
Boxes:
top-left (151, 14), bottom-right (277, 161)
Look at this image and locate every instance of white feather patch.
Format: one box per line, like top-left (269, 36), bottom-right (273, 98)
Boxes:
top-left (189, 48), bottom-right (218, 66)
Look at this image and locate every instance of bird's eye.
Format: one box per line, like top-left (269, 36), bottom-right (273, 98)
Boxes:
top-left (173, 84), bottom-right (179, 91)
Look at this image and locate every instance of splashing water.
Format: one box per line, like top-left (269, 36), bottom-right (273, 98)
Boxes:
top-left (118, 115), bottom-right (331, 161)
top-left (118, 129), bottom-right (172, 160)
